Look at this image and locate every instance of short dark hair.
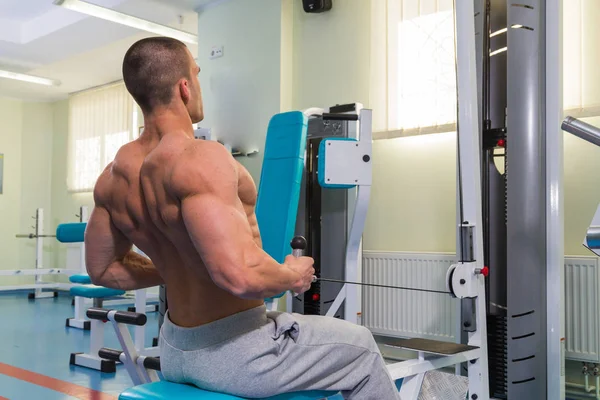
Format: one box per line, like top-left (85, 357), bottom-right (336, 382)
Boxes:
top-left (122, 37), bottom-right (191, 112)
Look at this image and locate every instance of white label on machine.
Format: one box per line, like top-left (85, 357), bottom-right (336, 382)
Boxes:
top-left (322, 140), bottom-right (372, 186)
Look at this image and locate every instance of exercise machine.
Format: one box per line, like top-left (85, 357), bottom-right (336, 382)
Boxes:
top-left (64, 220), bottom-right (162, 370)
top-left (5, 208), bottom-right (81, 298)
top-left (291, 103), bottom-right (365, 321)
top-left (468, 1), bottom-right (563, 398)
top-left (61, 220), bottom-right (128, 372)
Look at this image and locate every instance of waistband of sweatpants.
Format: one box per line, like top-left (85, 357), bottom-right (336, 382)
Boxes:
top-left (161, 304), bottom-right (268, 350)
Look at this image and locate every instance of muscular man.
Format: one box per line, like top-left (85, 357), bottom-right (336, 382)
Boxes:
top-left (84, 37), bottom-right (399, 400)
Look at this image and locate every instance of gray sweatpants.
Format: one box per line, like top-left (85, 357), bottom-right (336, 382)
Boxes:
top-left (159, 305), bottom-right (400, 399)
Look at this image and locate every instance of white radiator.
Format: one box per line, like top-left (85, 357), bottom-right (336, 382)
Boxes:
top-left (362, 252), bottom-right (600, 362)
top-left (565, 256), bottom-right (599, 362)
top-left (362, 251), bottom-right (459, 341)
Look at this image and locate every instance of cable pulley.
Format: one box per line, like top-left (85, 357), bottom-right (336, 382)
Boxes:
top-left (312, 276), bottom-right (451, 295)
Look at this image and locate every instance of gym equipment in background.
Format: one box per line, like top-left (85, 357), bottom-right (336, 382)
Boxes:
top-left (63, 219), bottom-right (127, 372)
top-left (6, 208), bottom-right (83, 298)
top-left (66, 206), bottom-right (90, 330)
top-left (291, 103), bottom-right (364, 322)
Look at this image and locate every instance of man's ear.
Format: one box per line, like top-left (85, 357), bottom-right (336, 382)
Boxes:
top-left (179, 79), bottom-right (190, 104)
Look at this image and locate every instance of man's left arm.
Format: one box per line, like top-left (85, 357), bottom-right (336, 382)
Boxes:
top-left (84, 205), bottom-right (164, 290)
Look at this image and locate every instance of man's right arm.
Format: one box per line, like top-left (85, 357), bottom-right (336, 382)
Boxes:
top-left (172, 142), bottom-right (313, 299)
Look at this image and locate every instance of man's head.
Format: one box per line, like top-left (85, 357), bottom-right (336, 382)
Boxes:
top-left (123, 37), bottom-right (203, 123)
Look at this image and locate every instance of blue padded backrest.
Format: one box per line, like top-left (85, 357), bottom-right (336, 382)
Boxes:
top-left (56, 222), bottom-right (87, 243)
top-left (255, 111), bottom-right (307, 264)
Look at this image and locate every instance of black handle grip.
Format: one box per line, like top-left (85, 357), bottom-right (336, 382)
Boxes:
top-left (86, 307), bottom-right (109, 321)
top-left (290, 236), bottom-right (307, 251)
top-left (99, 348), bottom-right (122, 362)
top-left (86, 308), bottom-right (147, 326)
top-left (143, 356), bottom-right (162, 371)
top-left (322, 113), bottom-right (359, 121)
top-left (114, 310), bottom-right (147, 326)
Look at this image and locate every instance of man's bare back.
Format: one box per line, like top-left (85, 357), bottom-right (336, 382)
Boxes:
top-left (90, 134), bottom-right (264, 326)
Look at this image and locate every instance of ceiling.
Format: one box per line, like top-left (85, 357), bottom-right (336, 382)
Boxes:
top-left (0, 0), bottom-right (214, 102)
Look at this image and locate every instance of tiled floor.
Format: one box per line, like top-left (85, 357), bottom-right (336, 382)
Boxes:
top-left (0, 291), bottom-right (579, 400)
top-left (0, 291), bottom-right (158, 400)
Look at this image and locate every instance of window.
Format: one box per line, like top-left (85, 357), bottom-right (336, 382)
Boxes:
top-left (563, 0), bottom-right (600, 118)
top-left (67, 83), bottom-right (136, 192)
top-left (370, 0), bottom-right (457, 139)
top-left (371, 0), bottom-right (600, 139)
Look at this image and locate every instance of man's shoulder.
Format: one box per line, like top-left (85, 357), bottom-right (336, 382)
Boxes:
top-left (173, 139), bottom-right (234, 169)
top-left (93, 163), bottom-right (115, 207)
top-left (170, 140), bottom-right (237, 198)
top-left (94, 142), bottom-right (141, 205)
top-left (181, 139), bottom-right (230, 158)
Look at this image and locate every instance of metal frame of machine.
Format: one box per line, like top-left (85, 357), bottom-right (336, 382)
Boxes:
top-left (473, 0), bottom-right (564, 398)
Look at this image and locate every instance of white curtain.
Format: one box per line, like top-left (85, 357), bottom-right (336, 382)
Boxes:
top-left (370, 0), bottom-right (457, 139)
top-left (564, 0), bottom-right (600, 119)
top-left (67, 83), bottom-right (135, 192)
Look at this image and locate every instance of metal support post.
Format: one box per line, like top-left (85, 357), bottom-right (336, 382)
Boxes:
top-left (546, 0), bottom-right (565, 397)
top-left (455, 0), bottom-right (489, 398)
top-left (507, 0), bottom-right (549, 397)
top-left (32, 208), bottom-right (54, 299)
top-left (134, 289), bottom-right (146, 351)
top-left (67, 206), bottom-right (91, 330)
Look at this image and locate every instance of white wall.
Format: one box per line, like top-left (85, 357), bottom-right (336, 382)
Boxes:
top-left (50, 100), bottom-right (94, 273)
top-left (364, 133), bottom-right (457, 252)
top-left (564, 116), bottom-right (600, 256)
top-left (292, 0), bottom-right (371, 110)
top-left (18, 102), bottom-right (55, 283)
top-left (197, 0), bottom-right (289, 182)
top-left (0, 99), bottom-right (55, 286)
top-left (0, 98), bottom-right (24, 284)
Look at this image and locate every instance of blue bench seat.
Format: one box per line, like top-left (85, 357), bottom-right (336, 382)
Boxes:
top-left (69, 274), bottom-right (93, 284)
top-left (119, 382), bottom-right (337, 400)
top-left (70, 285), bottom-right (125, 299)
top-left (56, 222), bottom-right (87, 243)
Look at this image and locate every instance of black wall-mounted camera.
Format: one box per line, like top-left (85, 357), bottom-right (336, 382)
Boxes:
top-left (302, 0), bottom-right (332, 13)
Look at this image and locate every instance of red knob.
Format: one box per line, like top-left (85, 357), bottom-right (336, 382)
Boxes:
top-left (497, 139), bottom-right (506, 148)
top-left (312, 293), bottom-right (320, 302)
top-left (481, 266), bottom-right (489, 277)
